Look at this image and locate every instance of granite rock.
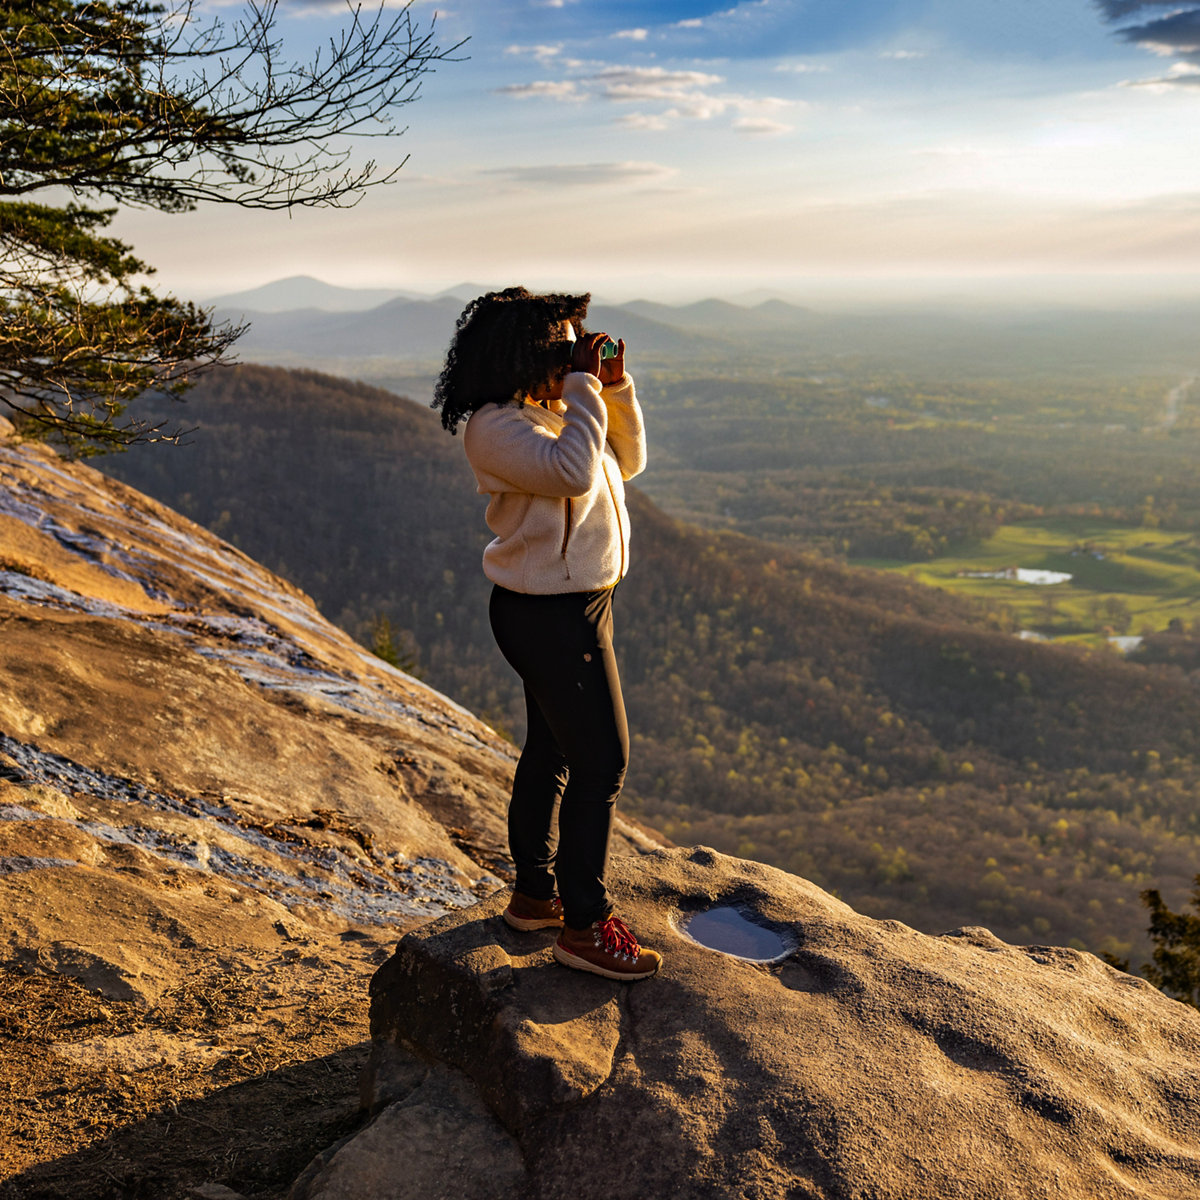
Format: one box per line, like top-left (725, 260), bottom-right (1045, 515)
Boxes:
top-left (331, 846), bottom-right (1200, 1200)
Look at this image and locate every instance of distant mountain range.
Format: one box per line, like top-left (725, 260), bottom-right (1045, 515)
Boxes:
top-left (208, 276), bottom-right (1200, 376)
top-left (207, 276), bottom-right (498, 315)
top-left (210, 290), bottom-right (737, 362)
top-left (206, 276), bottom-right (812, 316)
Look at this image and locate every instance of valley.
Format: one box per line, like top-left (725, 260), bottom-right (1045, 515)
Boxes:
top-left (869, 518), bottom-right (1200, 646)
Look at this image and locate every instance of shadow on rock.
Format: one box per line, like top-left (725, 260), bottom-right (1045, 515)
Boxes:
top-left (2, 1044), bottom-right (373, 1200)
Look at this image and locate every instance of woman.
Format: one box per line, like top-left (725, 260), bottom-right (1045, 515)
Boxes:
top-left (433, 287), bottom-right (660, 981)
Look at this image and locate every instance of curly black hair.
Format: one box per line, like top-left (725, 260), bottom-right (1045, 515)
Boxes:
top-left (431, 286), bottom-right (591, 434)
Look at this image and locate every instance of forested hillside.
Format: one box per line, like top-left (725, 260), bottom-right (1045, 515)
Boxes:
top-left (101, 365), bottom-right (1200, 962)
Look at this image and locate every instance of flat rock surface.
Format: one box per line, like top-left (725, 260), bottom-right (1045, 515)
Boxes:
top-left (341, 846), bottom-right (1200, 1200)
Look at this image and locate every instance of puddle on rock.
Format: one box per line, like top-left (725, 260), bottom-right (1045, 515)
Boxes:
top-left (677, 905), bottom-right (793, 963)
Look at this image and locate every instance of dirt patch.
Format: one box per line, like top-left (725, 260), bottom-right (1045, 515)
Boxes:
top-left (0, 943), bottom-right (388, 1199)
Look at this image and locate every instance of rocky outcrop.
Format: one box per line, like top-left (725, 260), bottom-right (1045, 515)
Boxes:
top-left (297, 847), bottom-right (1200, 1200)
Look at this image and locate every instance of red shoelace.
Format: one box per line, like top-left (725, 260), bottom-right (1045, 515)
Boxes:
top-left (596, 914), bottom-right (640, 958)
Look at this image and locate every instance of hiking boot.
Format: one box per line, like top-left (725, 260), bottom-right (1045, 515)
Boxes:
top-left (553, 913), bottom-right (662, 981)
top-left (503, 891), bottom-right (564, 931)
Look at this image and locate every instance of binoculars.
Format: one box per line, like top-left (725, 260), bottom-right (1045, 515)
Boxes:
top-left (557, 336), bottom-right (619, 367)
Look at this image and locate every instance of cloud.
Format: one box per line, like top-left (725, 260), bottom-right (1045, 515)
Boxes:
top-left (495, 64), bottom-right (795, 134)
top-left (774, 61), bottom-right (831, 74)
top-left (613, 28), bottom-right (649, 42)
top-left (587, 66), bottom-right (726, 101)
top-left (615, 112), bottom-right (672, 131)
top-left (1097, 0), bottom-right (1200, 78)
top-left (711, 0), bottom-right (771, 18)
top-left (1094, 0), bottom-right (1185, 19)
top-left (662, 98), bottom-right (731, 120)
top-left (732, 117), bottom-right (792, 135)
top-left (493, 80), bottom-right (582, 100)
top-left (1117, 8), bottom-right (1200, 54)
top-left (880, 49), bottom-right (926, 60)
top-left (674, 18), bottom-right (704, 29)
top-left (479, 161), bottom-right (676, 187)
top-left (587, 65), bottom-right (791, 118)
top-left (1120, 62), bottom-right (1200, 89)
top-left (505, 44), bottom-right (563, 64)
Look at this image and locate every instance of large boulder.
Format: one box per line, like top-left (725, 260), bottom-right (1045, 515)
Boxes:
top-left (296, 846), bottom-right (1200, 1200)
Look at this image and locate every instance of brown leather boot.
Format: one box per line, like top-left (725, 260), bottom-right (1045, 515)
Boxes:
top-left (553, 913), bottom-right (662, 981)
top-left (502, 891), bottom-right (564, 931)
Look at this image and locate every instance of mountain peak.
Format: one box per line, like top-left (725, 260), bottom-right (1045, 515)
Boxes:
top-left (208, 276), bottom-right (419, 313)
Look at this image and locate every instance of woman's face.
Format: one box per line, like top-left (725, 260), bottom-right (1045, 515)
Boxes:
top-left (527, 319), bottom-right (576, 404)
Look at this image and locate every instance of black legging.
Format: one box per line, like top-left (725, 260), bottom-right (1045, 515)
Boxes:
top-left (488, 583), bottom-right (629, 929)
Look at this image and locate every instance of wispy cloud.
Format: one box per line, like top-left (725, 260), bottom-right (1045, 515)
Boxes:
top-left (732, 117), bottom-right (792, 135)
top-left (505, 43), bottom-right (563, 64)
top-left (1094, 0), bottom-right (1188, 20)
top-left (880, 49), bottom-right (926, 60)
top-left (494, 63), bottom-right (794, 133)
top-left (1118, 7), bottom-right (1200, 57)
top-left (479, 161), bottom-right (676, 187)
top-left (615, 113), bottom-right (671, 132)
top-left (588, 66), bottom-right (726, 101)
top-left (664, 0), bottom-right (774, 37)
top-left (494, 80), bottom-right (583, 101)
top-left (613, 28), bottom-right (649, 42)
top-left (1121, 61), bottom-right (1200, 89)
top-left (774, 61), bottom-right (831, 74)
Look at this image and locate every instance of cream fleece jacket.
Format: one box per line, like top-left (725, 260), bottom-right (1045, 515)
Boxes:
top-left (462, 371), bottom-right (647, 594)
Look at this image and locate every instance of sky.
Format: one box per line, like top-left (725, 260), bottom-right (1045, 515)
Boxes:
top-left (115, 0), bottom-right (1200, 304)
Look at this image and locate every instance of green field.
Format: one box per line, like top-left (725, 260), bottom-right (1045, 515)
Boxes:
top-left (858, 519), bottom-right (1200, 644)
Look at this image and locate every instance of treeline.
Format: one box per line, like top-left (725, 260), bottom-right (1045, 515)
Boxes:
top-left (101, 365), bottom-right (1200, 962)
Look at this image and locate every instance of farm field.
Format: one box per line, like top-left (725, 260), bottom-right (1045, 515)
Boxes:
top-left (860, 519), bottom-right (1200, 644)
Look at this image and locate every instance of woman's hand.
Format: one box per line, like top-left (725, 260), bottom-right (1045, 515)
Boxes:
top-left (571, 332), bottom-right (627, 383)
top-left (599, 338), bottom-right (626, 386)
top-left (571, 331), bottom-right (610, 379)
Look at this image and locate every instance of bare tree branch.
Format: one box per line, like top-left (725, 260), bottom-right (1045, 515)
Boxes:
top-left (0, 0), bottom-right (462, 453)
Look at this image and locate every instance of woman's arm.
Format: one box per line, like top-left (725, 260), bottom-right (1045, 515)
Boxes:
top-left (463, 377), bottom-right (609, 497)
top-left (601, 374), bottom-right (646, 481)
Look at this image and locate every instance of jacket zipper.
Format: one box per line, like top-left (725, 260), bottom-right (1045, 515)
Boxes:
top-left (603, 467), bottom-right (626, 578)
top-left (560, 497), bottom-right (573, 579)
